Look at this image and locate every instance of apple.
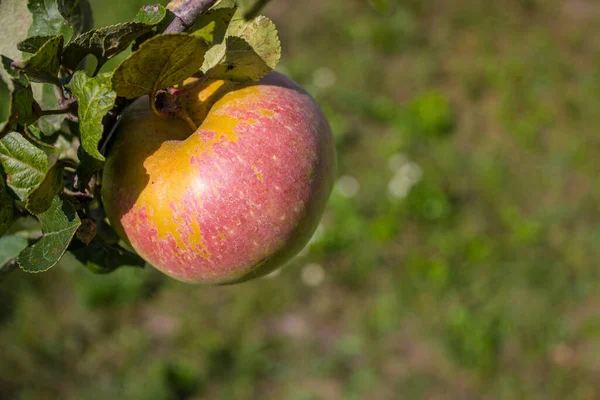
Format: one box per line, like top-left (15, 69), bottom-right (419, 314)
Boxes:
top-left (101, 71), bottom-right (336, 284)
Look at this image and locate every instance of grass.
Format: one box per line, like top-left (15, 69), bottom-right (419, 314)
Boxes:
top-left (3, 0), bottom-right (600, 398)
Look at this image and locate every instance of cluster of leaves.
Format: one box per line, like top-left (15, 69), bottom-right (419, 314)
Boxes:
top-left (0, 0), bottom-right (281, 276)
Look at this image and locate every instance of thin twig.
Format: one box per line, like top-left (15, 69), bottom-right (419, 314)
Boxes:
top-left (51, 83), bottom-right (79, 121)
top-left (39, 108), bottom-right (72, 116)
top-left (64, 188), bottom-right (93, 199)
top-left (164, 0), bottom-right (220, 33)
top-left (53, 82), bottom-right (68, 106)
top-left (59, 158), bottom-right (79, 170)
top-left (99, 97), bottom-right (130, 156)
top-left (38, 103), bottom-right (78, 122)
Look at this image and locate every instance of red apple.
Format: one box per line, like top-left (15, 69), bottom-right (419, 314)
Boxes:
top-left (101, 71), bottom-right (336, 284)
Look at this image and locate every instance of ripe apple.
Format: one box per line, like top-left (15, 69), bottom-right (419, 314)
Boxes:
top-left (101, 71), bottom-right (336, 284)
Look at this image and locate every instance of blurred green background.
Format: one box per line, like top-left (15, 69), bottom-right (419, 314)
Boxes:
top-left (3, 0), bottom-right (600, 398)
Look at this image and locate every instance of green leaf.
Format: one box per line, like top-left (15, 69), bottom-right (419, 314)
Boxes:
top-left (9, 83), bottom-right (37, 124)
top-left (28, 0), bottom-right (73, 39)
top-left (0, 131), bottom-right (48, 201)
top-left (26, 124), bottom-right (44, 140)
top-left (202, 37), bottom-right (265, 82)
top-left (0, 0), bottom-right (32, 88)
top-left (35, 83), bottom-right (68, 136)
top-left (23, 125), bottom-right (57, 150)
top-left (12, 35), bottom-right (64, 84)
top-left (75, 145), bottom-right (103, 190)
top-left (67, 71), bottom-right (117, 162)
top-left (18, 195), bottom-right (81, 272)
top-left (0, 179), bottom-right (15, 236)
top-left (62, 5), bottom-right (166, 70)
top-left (57, 0), bottom-right (79, 21)
top-left (17, 35), bottom-right (55, 53)
top-left (61, 0), bottom-right (92, 36)
top-left (112, 34), bottom-right (209, 99)
top-left (190, 7), bottom-right (235, 44)
top-left (71, 241), bottom-right (146, 274)
top-left (2, 56), bottom-right (28, 84)
top-left (134, 4), bottom-right (167, 25)
top-left (213, 0), bottom-right (237, 9)
top-left (25, 161), bottom-right (65, 215)
top-left (225, 11), bottom-right (279, 51)
top-left (237, 0), bottom-right (273, 20)
top-left (0, 75), bottom-right (39, 137)
top-left (0, 235), bottom-right (28, 269)
top-left (60, 29), bottom-right (93, 70)
top-left (202, 11), bottom-right (280, 82)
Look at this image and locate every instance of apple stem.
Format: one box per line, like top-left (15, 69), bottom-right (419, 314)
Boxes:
top-left (177, 108), bottom-right (199, 131)
top-left (150, 95), bottom-right (167, 118)
top-left (150, 91), bottom-right (197, 131)
top-left (164, 0), bottom-right (220, 34)
top-left (168, 74), bottom-right (209, 96)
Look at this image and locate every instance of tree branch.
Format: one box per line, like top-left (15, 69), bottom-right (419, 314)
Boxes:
top-left (39, 108), bottom-right (72, 117)
top-left (38, 100), bottom-right (78, 121)
top-left (164, 0), bottom-right (220, 33)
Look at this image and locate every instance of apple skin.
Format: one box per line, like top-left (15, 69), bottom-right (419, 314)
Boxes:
top-left (101, 71), bottom-right (336, 284)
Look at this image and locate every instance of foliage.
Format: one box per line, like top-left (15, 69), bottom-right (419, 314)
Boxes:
top-left (0, 0), bottom-right (282, 275)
